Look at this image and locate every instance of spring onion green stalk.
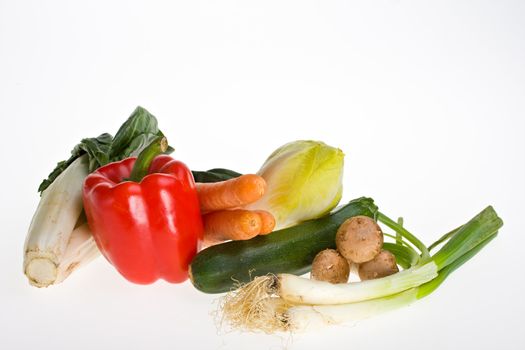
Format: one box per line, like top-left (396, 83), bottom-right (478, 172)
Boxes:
top-left (382, 217), bottom-right (421, 268)
top-left (220, 205), bottom-right (503, 333)
top-left (23, 106), bottom-right (171, 287)
top-left (245, 140), bottom-right (344, 229)
top-left (377, 212), bottom-right (430, 260)
top-left (382, 242), bottom-right (419, 269)
top-left (428, 225), bottom-right (462, 251)
top-left (395, 217), bottom-right (403, 245)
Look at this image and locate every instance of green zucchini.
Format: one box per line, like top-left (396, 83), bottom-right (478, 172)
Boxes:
top-left (189, 197), bottom-right (378, 293)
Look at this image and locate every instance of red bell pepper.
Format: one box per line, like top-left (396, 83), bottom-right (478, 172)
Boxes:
top-left (83, 137), bottom-right (203, 284)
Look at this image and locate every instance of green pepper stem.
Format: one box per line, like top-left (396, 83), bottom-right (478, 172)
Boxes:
top-left (128, 136), bottom-right (168, 182)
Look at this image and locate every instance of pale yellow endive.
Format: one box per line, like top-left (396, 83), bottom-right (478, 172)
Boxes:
top-left (246, 140), bottom-right (344, 229)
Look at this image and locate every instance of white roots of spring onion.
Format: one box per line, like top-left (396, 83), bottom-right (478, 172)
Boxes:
top-left (219, 275), bottom-right (421, 333)
top-left (219, 275), bottom-right (293, 333)
top-left (219, 266), bottom-right (437, 333)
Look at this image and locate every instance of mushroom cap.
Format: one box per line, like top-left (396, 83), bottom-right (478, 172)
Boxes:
top-left (358, 250), bottom-right (399, 280)
top-left (336, 215), bottom-right (383, 263)
top-left (311, 249), bottom-right (350, 284)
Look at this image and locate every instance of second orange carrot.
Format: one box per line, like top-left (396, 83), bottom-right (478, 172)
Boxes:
top-left (255, 210), bottom-right (276, 235)
top-left (203, 209), bottom-right (262, 245)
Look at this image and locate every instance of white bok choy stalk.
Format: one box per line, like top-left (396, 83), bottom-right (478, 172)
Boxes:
top-left (23, 106), bottom-right (171, 287)
top-left (24, 155), bottom-right (99, 287)
top-left (220, 205), bottom-right (503, 333)
top-left (54, 222), bottom-right (100, 284)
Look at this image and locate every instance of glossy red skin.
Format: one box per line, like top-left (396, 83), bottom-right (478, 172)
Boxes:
top-left (83, 155), bottom-right (203, 284)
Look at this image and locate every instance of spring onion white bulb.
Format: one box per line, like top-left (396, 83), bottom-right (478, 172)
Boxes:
top-left (287, 288), bottom-right (418, 332)
top-left (278, 262), bottom-right (437, 305)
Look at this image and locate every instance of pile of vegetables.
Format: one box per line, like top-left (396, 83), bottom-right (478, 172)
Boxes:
top-left (23, 106), bottom-right (503, 334)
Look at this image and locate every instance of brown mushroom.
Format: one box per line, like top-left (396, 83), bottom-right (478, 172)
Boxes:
top-left (358, 250), bottom-right (399, 280)
top-left (311, 249), bottom-right (350, 284)
top-left (335, 215), bottom-right (383, 263)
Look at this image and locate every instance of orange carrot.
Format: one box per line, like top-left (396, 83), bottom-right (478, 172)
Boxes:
top-left (255, 210), bottom-right (276, 235)
top-left (203, 209), bottom-right (262, 246)
top-left (196, 174), bottom-right (266, 213)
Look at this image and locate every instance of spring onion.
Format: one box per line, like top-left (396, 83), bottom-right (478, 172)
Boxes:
top-left (220, 205), bottom-right (503, 333)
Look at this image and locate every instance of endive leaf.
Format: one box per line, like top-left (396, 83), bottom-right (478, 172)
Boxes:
top-left (247, 140), bottom-right (344, 229)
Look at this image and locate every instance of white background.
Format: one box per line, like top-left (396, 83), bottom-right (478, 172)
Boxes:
top-left (1, 1), bottom-right (524, 349)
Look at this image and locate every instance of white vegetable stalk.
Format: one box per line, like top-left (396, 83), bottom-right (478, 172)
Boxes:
top-left (221, 277), bottom-right (424, 334)
top-left (286, 288), bottom-right (418, 332)
top-left (219, 263), bottom-right (436, 333)
top-left (278, 262), bottom-right (437, 304)
top-left (23, 155), bottom-right (100, 287)
top-left (218, 275), bottom-right (420, 334)
top-left (54, 223), bottom-right (100, 284)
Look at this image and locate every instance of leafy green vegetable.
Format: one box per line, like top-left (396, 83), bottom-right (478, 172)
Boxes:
top-left (37, 133), bottom-right (112, 193)
top-left (38, 106), bottom-right (172, 194)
